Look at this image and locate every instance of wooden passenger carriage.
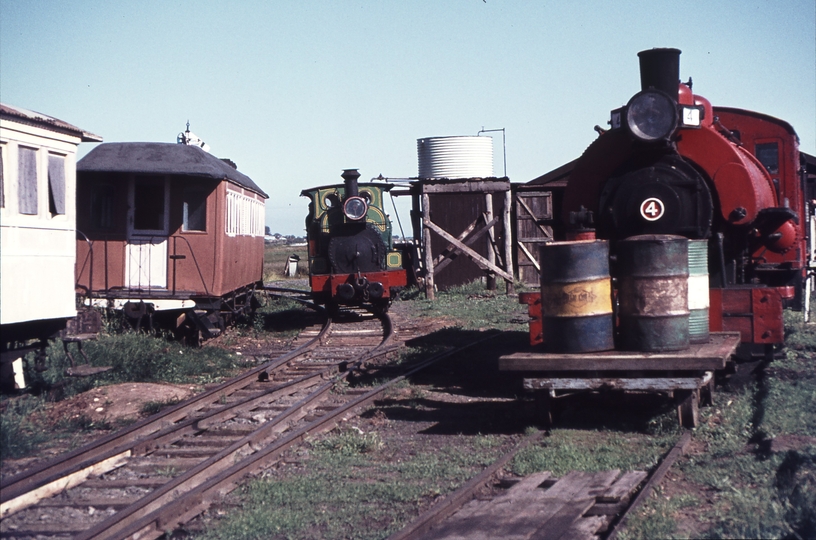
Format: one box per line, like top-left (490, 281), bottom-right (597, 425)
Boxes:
top-left (75, 141), bottom-right (268, 338)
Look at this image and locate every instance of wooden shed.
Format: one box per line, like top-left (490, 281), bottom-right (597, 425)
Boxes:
top-left (407, 177), bottom-right (514, 298)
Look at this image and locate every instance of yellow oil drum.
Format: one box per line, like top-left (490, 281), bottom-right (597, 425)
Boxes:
top-left (539, 240), bottom-right (614, 352)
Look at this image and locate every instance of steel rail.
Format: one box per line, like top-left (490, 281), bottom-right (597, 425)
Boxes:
top-left (605, 430), bottom-right (692, 540)
top-left (83, 330), bottom-right (497, 540)
top-left (388, 429), bottom-right (547, 540)
top-left (0, 316), bottom-right (333, 516)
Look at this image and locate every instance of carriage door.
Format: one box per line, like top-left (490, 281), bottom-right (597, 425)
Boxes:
top-left (126, 175), bottom-right (169, 289)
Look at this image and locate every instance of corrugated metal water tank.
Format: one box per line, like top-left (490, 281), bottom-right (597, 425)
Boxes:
top-left (417, 136), bottom-right (493, 179)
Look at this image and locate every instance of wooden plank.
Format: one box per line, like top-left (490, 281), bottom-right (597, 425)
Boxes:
top-left (504, 189), bottom-right (515, 294)
top-left (0, 450), bottom-right (131, 518)
top-left (518, 241), bottom-right (541, 272)
top-left (524, 372), bottom-right (713, 392)
top-left (556, 515), bottom-right (607, 540)
top-left (434, 216), bottom-right (499, 274)
top-left (421, 180), bottom-right (510, 194)
top-left (529, 497), bottom-right (596, 540)
top-left (585, 501), bottom-right (627, 516)
top-left (597, 471), bottom-right (648, 502)
top-left (492, 471), bottom-right (553, 503)
top-left (425, 219), bottom-right (514, 282)
top-left (422, 193), bottom-right (435, 300)
top-left (516, 196), bottom-right (553, 237)
top-left (583, 470), bottom-right (624, 498)
top-left (535, 470), bottom-right (589, 499)
top-left (499, 333), bottom-right (740, 372)
top-left (424, 498), bottom-right (569, 540)
top-left (432, 216), bottom-right (480, 267)
top-left (388, 431), bottom-right (550, 540)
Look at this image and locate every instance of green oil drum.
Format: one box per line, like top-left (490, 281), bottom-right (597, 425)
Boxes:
top-left (539, 240), bottom-right (614, 353)
top-left (688, 239), bottom-right (710, 344)
top-left (617, 235), bottom-right (690, 352)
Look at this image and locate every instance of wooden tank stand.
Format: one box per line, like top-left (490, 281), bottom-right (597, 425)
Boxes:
top-left (499, 332), bottom-right (741, 428)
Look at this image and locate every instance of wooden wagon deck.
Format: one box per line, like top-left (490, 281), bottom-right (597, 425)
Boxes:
top-left (498, 332), bottom-right (741, 427)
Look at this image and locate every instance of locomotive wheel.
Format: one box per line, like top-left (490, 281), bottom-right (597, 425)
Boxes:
top-left (371, 299), bottom-right (391, 315)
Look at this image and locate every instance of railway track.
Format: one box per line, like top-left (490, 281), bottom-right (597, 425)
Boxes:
top-left (0, 309), bottom-right (401, 539)
top-left (389, 431), bottom-right (693, 540)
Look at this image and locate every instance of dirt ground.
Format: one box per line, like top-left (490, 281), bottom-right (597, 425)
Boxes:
top-left (46, 382), bottom-right (197, 424)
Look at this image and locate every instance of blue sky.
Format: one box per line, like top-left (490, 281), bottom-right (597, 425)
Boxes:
top-left (2, 0), bottom-right (814, 234)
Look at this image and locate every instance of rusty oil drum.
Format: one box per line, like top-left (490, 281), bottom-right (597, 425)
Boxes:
top-left (617, 234), bottom-right (690, 351)
top-left (539, 240), bottom-right (614, 352)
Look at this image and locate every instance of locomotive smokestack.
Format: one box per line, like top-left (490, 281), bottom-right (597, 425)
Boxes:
top-left (341, 169), bottom-right (360, 198)
top-left (638, 48), bottom-right (681, 102)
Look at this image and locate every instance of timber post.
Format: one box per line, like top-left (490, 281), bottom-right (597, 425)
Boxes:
top-left (504, 188), bottom-right (515, 294)
top-left (421, 192), bottom-right (436, 300)
top-left (485, 193), bottom-right (496, 290)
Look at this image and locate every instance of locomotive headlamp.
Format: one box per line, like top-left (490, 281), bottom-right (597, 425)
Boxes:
top-left (343, 196), bottom-right (368, 220)
top-left (625, 89), bottom-right (678, 142)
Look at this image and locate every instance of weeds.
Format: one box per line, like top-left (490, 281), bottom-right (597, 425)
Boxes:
top-left (141, 397), bottom-right (180, 416)
top-left (0, 395), bottom-right (48, 459)
top-left (313, 428), bottom-right (383, 456)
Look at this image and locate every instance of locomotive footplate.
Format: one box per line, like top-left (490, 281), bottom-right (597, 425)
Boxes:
top-left (499, 332), bottom-right (740, 428)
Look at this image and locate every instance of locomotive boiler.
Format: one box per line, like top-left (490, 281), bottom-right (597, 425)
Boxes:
top-left (302, 169), bottom-right (408, 313)
top-left (550, 48), bottom-right (813, 352)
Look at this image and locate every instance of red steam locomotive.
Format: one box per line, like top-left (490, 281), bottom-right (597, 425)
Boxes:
top-left (531, 48), bottom-right (815, 355)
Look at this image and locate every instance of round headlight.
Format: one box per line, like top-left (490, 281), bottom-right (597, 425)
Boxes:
top-left (343, 197), bottom-right (368, 220)
top-left (626, 90), bottom-right (678, 142)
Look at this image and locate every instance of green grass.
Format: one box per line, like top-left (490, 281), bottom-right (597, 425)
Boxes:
top-left (512, 429), bottom-right (678, 477)
top-left (0, 296), bottom-right (316, 462)
top-left (396, 280), bottom-right (530, 331)
top-left (199, 429), bottom-right (508, 540)
top-left (622, 311), bottom-right (816, 539)
top-left (263, 244), bottom-right (308, 282)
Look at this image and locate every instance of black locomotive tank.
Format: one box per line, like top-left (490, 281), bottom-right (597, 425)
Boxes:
top-left (328, 224), bottom-right (388, 274)
top-left (598, 152), bottom-right (713, 240)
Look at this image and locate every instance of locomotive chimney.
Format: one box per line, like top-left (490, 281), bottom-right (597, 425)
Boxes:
top-left (341, 169), bottom-right (360, 198)
top-left (638, 48), bottom-right (681, 102)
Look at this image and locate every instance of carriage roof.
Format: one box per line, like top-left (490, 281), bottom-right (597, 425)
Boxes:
top-left (78, 142), bottom-right (267, 198)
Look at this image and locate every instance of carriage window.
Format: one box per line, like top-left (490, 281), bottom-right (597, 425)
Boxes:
top-left (18, 146), bottom-right (38, 215)
top-left (183, 187), bottom-right (207, 232)
top-left (90, 183), bottom-right (114, 229)
top-left (48, 154), bottom-right (66, 215)
top-left (133, 176), bottom-right (165, 231)
top-left (756, 142), bottom-right (779, 174)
